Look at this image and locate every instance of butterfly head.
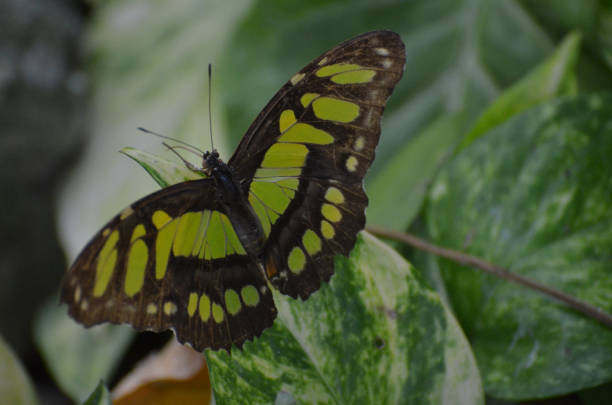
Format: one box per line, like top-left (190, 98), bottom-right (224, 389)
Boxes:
top-left (202, 150), bottom-right (222, 175)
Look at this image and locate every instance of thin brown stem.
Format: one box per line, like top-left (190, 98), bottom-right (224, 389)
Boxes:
top-left (367, 225), bottom-right (612, 329)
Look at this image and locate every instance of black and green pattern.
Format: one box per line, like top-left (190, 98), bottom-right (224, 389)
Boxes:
top-left (61, 30), bottom-right (405, 351)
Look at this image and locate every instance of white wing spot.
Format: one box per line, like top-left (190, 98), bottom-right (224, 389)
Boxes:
top-left (163, 301), bottom-right (178, 315)
top-left (375, 47), bottom-right (389, 56)
top-left (290, 72), bottom-right (305, 85)
top-left (346, 156), bottom-right (358, 172)
top-left (366, 88), bottom-right (382, 102)
top-left (382, 59), bottom-right (392, 69)
top-left (363, 109), bottom-right (376, 127)
top-left (120, 206), bottom-right (134, 220)
top-left (74, 285), bottom-right (81, 302)
top-left (354, 136), bottom-right (365, 151)
top-left (147, 303), bottom-right (158, 315)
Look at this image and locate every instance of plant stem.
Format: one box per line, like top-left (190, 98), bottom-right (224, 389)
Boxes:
top-left (367, 225), bottom-right (612, 329)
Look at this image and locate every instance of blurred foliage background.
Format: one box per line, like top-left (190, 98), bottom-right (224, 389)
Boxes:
top-left (1, 0), bottom-right (612, 404)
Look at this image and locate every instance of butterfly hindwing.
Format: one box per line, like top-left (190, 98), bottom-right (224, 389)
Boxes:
top-left (166, 255), bottom-right (276, 351)
top-left (229, 31), bottom-right (405, 298)
top-left (264, 179), bottom-right (368, 298)
top-left (61, 179), bottom-right (276, 350)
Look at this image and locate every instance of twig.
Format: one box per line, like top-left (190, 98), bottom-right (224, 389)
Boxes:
top-left (367, 225), bottom-right (612, 329)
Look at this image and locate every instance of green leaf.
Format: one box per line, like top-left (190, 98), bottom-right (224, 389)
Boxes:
top-left (427, 94), bottom-right (612, 399)
top-left (206, 232), bottom-right (483, 405)
top-left (0, 335), bottom-right (38, 405)
top-left (458, 31), bottom-right (581, 150)
top-left (367, 113), bottom-right (466, 230)
top-left (82, 381), bottom-right (112, 405)
top-left (121, 147), bottom-right (206, 188)
top-left (34, 299), bottom-right (133, 403)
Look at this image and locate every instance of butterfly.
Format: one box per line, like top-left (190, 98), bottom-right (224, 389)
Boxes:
top-left (61, 30), bottom-right (405, 351)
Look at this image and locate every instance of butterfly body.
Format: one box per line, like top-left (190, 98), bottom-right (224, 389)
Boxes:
top-left (62, 30), bottom-right (405, 351)
top-left (203, 151), bottom-right (267, 262)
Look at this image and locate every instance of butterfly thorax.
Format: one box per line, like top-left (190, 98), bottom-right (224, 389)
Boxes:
top-left (203, 151), bottom-right (266, 262)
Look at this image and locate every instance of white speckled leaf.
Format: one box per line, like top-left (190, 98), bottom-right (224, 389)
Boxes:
top-left (427, 94), bottom-right (612, 400)
top-left (206, 233), bottom-right (483, 405)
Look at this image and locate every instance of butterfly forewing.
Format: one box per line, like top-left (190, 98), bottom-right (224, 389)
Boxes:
top-left (229, 30), bottom-right (405, 298)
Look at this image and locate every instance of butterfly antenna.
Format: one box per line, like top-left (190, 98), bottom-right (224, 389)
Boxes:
top-left (167, 144), bottom-right (203, 159)
top-left (161, 142), bottom-right (201, 172)
top-left (138, 127), bottom-right (205, 155)
top-left (208, 63), bottom-right (214, 151)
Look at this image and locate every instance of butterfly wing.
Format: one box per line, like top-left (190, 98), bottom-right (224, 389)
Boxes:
top-left (61, 179), bottom-right (276, 351)
top-left (228, 30), bottom-right (405, 298)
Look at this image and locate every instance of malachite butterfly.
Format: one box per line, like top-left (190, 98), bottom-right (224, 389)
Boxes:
top-left (61, 30), bottom-right (405, 351)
